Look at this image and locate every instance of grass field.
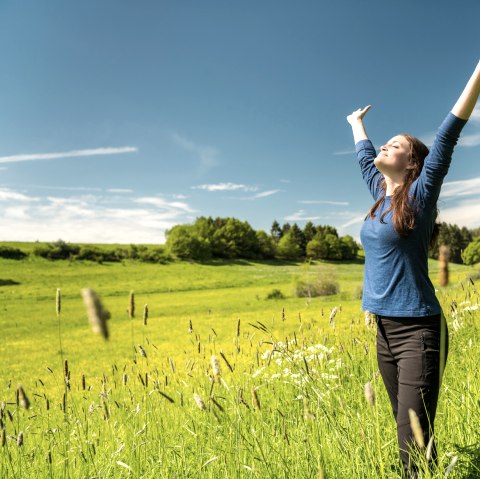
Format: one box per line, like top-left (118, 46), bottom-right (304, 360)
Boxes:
top-left (1, 245), bottom-right (479, 478)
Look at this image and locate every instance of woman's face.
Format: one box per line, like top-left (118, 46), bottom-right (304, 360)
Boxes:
top-left (374, 135), bottom-right (411, 176)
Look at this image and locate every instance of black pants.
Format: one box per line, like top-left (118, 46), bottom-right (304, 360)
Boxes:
top-left (376, 313), bottom-right (449, 478)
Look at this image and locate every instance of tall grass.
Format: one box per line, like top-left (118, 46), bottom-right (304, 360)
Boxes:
top-left (0, 257), bottom-right (479, 478)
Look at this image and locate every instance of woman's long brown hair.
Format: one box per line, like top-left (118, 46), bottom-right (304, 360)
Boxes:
top-left (368, 134), bottom-right (440, 247)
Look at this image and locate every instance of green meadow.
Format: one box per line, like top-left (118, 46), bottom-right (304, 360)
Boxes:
top-left (1, 244), bottom-right (479, 478)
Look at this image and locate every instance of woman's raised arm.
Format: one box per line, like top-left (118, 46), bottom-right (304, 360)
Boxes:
top-left (451, 60), bottom-right (480, 120)
top-left (347, 105), bottom-right (372, 144)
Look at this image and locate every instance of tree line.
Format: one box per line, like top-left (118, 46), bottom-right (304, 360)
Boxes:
top-left (165, 217), bottom-right (359, 261)
top-left (1, 220), bottom-right (479, 264)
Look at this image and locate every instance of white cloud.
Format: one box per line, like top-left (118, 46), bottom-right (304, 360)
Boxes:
top-left (171, 133), bottom-right (219, 169)
top-left (0, 146), bottom-right (137, 164)
top-left (0, 188), bottom-right (39, 202)
top-left (438, 199), bottom-right (480, 228)
top-left (193, 182), bottom-right (258, 192)
top-left (333, 148), bottom-right (356, 156)
top-left (284, 210), bottom-right (321, 222)
top-left (458, 133), bottom-right (480, 147)
top-left (134, 196), bottom-right (196, 213)
top-left (252, 189), bottom-right (281, 199)
top-left (440, 177), bottom-right (480, 198)
top-left (106, 188), bottom-right (133, 194)
top-left (0, 188), bottom-right (194, 243)
top-left (299, 200), bottom-right (349, 206)
top-left (341, 215), bottom-right (366, 228)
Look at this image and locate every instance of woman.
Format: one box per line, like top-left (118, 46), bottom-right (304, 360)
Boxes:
top-left (347, 59), bottom-right (480, 478)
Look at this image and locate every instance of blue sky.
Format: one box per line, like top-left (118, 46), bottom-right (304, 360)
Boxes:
top-left (0, 0), bottom-right (479, 243)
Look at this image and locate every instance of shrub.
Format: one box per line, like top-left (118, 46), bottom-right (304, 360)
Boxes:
top-left (0, 246), bottom-right (28, 260)
top-left (265, 289), bottom-right (285, 300)
top-left (462, 238), bottom-right (480, 266)
top-left (33, 240), bottom-right (80, 260)
top-left (294, 277), bottom-right (339, 297)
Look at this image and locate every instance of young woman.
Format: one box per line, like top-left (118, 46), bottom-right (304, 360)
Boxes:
top-left (347, 59), bottom-right (480, 478)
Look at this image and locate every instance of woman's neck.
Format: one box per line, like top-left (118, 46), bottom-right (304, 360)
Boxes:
top-left (384, 175), bottom-right (404, 196)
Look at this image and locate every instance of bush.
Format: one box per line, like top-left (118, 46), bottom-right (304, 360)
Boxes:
top-left (33, 240), bottom-right (80, 260)
top-left (462, 238), bottom-right (480, 266)
top-left (294, 277), bottom-right (339, 297)
top-left (0, 246), bottom-right (28, 260)
top-left (265, 289), bottom-right (285, 300)
top-left (77, 246), bottom-right (121, 263)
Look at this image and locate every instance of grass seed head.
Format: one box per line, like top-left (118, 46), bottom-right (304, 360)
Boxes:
top-left (364, 382), bottom-right (375, 406)
top-left (194, 393), bottom-right (206, 411)
top-left (17, 431), bottom-right (23, 447)
top-left (1, 428), bottom-right (5, 448)
top-left (81, 288), bottom-right (110, 340)
top-left (408, 408), bottom-right (425, 448)
top-left (129, 290), bottom-right (135, 319)
top-left (143, 304), bottom-right (148, 326)
top-left (211, 355), bottom-right (221, 380)
top-left (17, 385), bottom-right (30, 410)
top-left (251, 387), bottom-right (261, 411)
top-left (56, 288), bottom-right (61, 316)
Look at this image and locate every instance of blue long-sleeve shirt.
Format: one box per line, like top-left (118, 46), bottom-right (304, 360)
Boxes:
top-left (357, 112), bottom-right (467, 317)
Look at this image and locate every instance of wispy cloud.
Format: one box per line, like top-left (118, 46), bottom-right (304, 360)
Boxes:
top-left (341, 215), bottom-right (366, 228)
top-left (252, 189), bottom-right (281, 199)
top-left (171, 133), bottom-right (219, 169)
top-left (284, 210), bottom-right (321, 222)
top-left (458, 133), bottom-right (480, 147)
top-left (134, 196), bottom-right (196, 213)
top-left (0, 146), bottom-right (138, 164)
top-left (333, 148), bottom-right (356, 156)
top-left (279, 179), bottom-right (291, 184)
top-left (438, 198), bottom-right (480, 228)
top-left (440, 177), bottom-right (480, 198)
top-left (299, 200), bottom-right (349, 206)
top-left (192, 182), bottom-right (258, 192)
top-left (0, 188), bottom-right (194, 243)
top-left (107, 188), bottom-right (133, 194)
top-left (0, 188), bottom-right (39, 202)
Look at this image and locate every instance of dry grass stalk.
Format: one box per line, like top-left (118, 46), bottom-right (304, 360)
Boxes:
top-left (81, 288), bottom-right (111, 339)
top-left (1, 428), bottom-right (6, 448)
top-left (129, 290), bottom-right (135, 319)
top-left (329, 307), bottom-right (337, 325)
top-left (81, 374), bottom-right (86, 391)
top-left (219, 350), bottom-right (234, 372)
top-left (364, 382), bottom-right (375, 406)
top-left (408, 408), bottom-right (425, 448)
top-left (138, 345), bottom-right (147, 358)
top-left (211, 355), bottom-right (221, 381)
top-left (251, 387), bottom-right (261, 411)
top-left (17, 431), bottom-right (23, 447)
top-left (189, 320), bottom-right (193, 333)
top-left (17, 385), bottom-right (30, 410)
top-left (194, 393), bottom-right (206, 411)
top-left (364, 311), bottom-right (375, 327)
top-left (56, 288), bottom-right (61, 316)
top-left (425, 435), bottom-right (434, 461)
top-left (143, 304), bottom-right (148, 326)
top-left (445, 455), bottom-right (458, 477)
top-left (439, 245), bottom-right (449, 287)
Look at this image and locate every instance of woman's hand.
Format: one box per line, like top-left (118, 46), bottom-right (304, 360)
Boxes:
top-left (347, 105), bottom-right (372, 125)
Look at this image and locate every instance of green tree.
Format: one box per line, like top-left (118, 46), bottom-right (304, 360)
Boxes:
top-left (462, 238), bottom-right (480, 265)
top-left (306, 238), bottom-right (328, 259)
top-left (339, 235), bottom-right (359, 260)
top-left (211, 218), bottom-right (259, 259)
top-left (165, 225), bottom-right (212, 260)
top-left (276, 231), bottom-right (302, 260)
top-left (271, 220), bottom-right (282, 243)
top-left (256, 230), bottom-right (276, 259)
top-left (290, 223), bottom-right (307, 255)
top-left (303, 221), bottom-right (317, 243)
